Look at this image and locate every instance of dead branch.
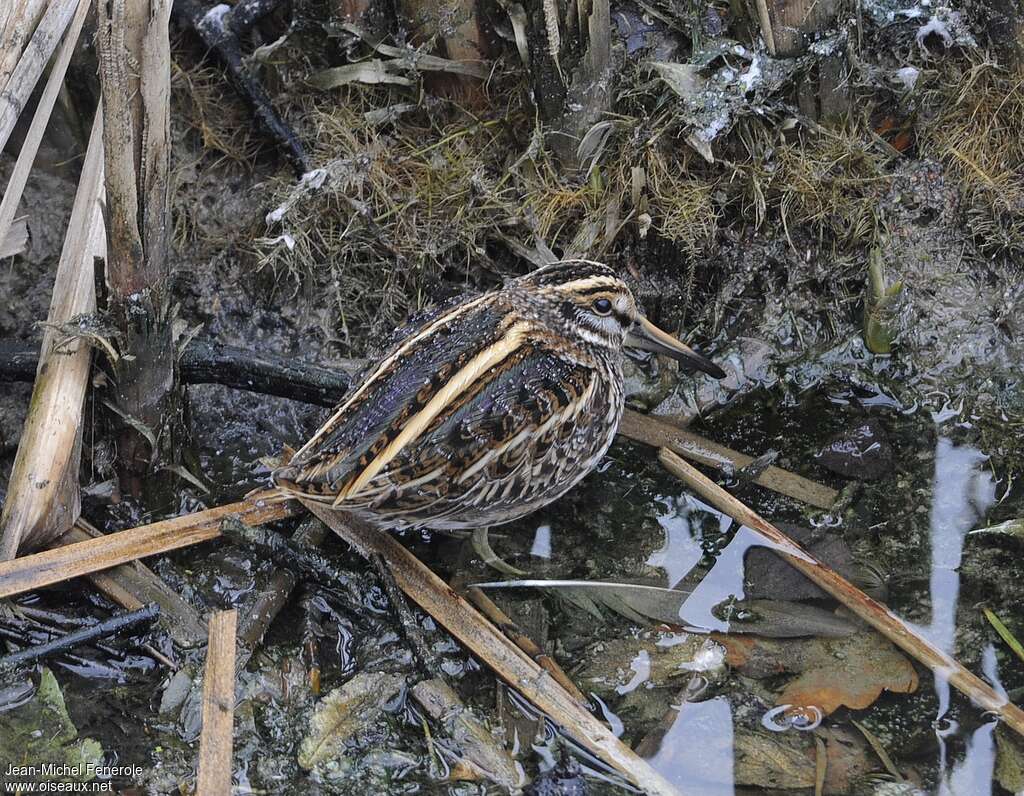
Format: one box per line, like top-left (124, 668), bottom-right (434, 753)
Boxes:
top-left (1, 338), bottom-right (355, 406)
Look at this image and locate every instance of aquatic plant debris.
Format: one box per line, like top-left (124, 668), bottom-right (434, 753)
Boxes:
top-left (0, 668), bottom-right (103, 782)
top-left (650, 41), bottom-right (796, 161)
top-left (298, 672), bottom-right (406, 772)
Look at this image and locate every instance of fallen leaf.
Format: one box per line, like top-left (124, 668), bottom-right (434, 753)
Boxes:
top-left (298, 672), bottom-right (405, 770)
top-left (779, 633), bottom-right (918, 714)
top-left (717, 631), bottom-right (918, 715)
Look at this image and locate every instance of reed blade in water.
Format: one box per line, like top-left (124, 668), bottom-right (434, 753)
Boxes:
top-left (474, 580), bottom-right (857, 637)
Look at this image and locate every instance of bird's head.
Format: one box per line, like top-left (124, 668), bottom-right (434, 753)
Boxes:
top-left (511, 260), bottom-right (726, 378)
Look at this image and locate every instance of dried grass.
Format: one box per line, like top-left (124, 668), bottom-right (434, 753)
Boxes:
top-left (252, 96), bottom-right (526, 346)
top-left (921, 61), bottom-right (1024, 254)
top-left (729, 119), bottom-right (892, 249)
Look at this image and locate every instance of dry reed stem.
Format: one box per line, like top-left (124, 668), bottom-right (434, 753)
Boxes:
top-left (196, 610), bottom-right (238, 796)
top-left (0, 492), bottom-right (297, 598)
top-left (304, 501), bottom-right (684, 796)
top-left (0, 108), bottom-right (104, 558)
top-left (619, 410), bottom-right (838, 509)
top-left (0, 0), bottom-right (89, 260)
top-left (657, 447), bottom-right (1024, 739)
top-left (0, 0), bottom-right (78, 153)
top-left (0, 0), bottom-right (49, 95)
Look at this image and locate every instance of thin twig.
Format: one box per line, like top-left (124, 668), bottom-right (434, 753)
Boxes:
top-left (656, 447), bottom-right (1024, 738)
top-left (0, 603), bottom-right (159, 675)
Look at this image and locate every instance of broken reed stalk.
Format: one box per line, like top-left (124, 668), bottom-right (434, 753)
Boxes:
top-left (236, 516), bottom-right (328, 654)
top-left (656, 447), bottom-right (1024, 738)
top-left (0, 0), bottom-right (78, 153)
top-left (303, 502), bottom-right (683, 796)
top-left (0, 493), bottom-right (298, 599)
top-left (0, 0), bottom-right (49, 94)
top-left (196, 609), bottom-right (238, 796)
top-left (0, 0), bottom-right (89, 254)
top-left (619, 409), bottom-right (838, 509)
top-left (60, 520), bottom-right (208, 648)
top-left (97, 0), bottom-right (182, 493)
top-left (0, 109), bottom-right (105, 559)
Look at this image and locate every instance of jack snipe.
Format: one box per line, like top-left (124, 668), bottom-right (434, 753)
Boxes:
top-left (273, 261), bottom-right (725, 529)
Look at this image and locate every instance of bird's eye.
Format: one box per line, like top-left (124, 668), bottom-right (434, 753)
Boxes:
top-left (592, 298), bottom-right (613, 315)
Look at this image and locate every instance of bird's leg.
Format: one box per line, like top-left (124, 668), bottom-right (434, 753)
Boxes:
top-left (369, 552), bottom-right (444, 678)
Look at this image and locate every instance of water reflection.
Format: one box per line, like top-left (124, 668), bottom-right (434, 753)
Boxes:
top-left (639, 434), bottom-right (1007, 793)
top-left (530, 524), bottom-right (552, 559)
top-left (645, 696), bottom-right (735, 795)
top-left (918, 438), bottom-right (998, 794)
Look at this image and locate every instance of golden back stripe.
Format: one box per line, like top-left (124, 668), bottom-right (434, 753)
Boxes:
top-left (337, 322), bottom-right (532, 502)
top-left (293, 294), bottom-right (492, 462)
top-left (554, 276), bottom-right (622, 292)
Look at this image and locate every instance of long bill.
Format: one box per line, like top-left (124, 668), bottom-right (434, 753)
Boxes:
top-left (626, 316), bottom-right (727, 379)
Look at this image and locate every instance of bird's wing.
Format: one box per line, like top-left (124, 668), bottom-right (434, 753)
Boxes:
top-left (347, 342), bottom-right (602, 508)
top-left (273, 293), bottom-right (512, 493)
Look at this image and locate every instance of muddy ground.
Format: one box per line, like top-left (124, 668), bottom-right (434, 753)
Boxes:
top-left (2, 0), bottom-right (1024, 793)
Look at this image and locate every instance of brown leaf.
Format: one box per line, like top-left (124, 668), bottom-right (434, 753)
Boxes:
top-left (716, 630), bottom-right (918, 715)
top-left (778, 633), bottom-right (918, 714)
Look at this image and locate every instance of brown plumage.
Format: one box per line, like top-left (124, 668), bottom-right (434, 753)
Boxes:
top-left (272, 260), bottom-right (724, 529)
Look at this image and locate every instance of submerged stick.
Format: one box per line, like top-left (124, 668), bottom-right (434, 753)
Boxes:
top-left (304, 502), bottom-right (682, 796)
top-left (196, 610), bottom-right (238, 796)
top-left (620, 410), bottom-right (838, 509)
top-left (0, 602), bottom-right (159, 674)
top-left (656, 447), bottom-right (1024, 738)
top-left (0, 493), bottom-right (298, 599)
